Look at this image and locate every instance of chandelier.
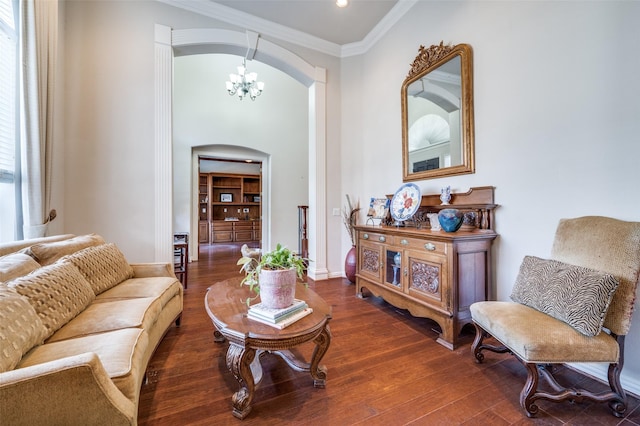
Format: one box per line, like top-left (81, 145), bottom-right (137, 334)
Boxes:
top-left (225, 58), bottom-right (264, 101)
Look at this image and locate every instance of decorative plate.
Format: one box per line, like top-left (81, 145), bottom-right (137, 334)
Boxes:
top-left (390, 183), bottom-right (421, 222)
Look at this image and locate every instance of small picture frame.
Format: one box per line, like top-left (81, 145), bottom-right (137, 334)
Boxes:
top-left (368, 197), bottom-right (390, 219)
top-left (253, 196), bottom-right (261, 203)
top-left (220, 193), bottom-right (232, 202)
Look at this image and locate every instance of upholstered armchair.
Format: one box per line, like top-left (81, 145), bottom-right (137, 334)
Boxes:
top-left (470, 216), bottom-right (640, 417)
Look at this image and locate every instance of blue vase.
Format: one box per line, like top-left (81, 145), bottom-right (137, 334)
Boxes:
top-left (438, 209), bottom-right (463, 232)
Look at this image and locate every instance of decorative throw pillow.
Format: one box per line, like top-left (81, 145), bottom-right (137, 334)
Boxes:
top-left (0, 253), bottom-right (41, 283)
top-left (27, 234), bottom-right (105, 266)
top-left (63, 243), bottom-right (134, 295)
top-left (510, 255), bottom-right (619, 336)
top-left (7, 261), bottom-right (96, 339)
top-left (0, 285), bottom-right (47, 372)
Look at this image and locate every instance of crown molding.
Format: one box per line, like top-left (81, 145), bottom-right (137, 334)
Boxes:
top-left (156, 0), bottom-right (341, 57)
top-left (156, 0), bottom-right (417, 58)
top-left (341, 0), bottom-right (418, 57)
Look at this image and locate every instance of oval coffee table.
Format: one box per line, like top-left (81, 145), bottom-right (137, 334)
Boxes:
top-left (204, 278), bottom-right (332, 419)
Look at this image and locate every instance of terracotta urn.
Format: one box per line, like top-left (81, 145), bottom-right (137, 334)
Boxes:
top-left (345, 246), bottom-right (357, 283)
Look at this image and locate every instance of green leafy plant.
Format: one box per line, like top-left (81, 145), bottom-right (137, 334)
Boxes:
top-left (237, 243), bottom-right (310, 305)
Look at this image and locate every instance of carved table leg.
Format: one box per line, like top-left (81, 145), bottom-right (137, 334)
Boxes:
top-left (309, 325), bottom-right (331, 387)
top-left (226, 344), bottom-right (257, 420)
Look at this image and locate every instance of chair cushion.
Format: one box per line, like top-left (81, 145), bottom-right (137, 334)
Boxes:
top-left (0, 252), bottom-right (41, 283)
top-left (27, 234), bottom-right (105, 266)
top-left (471, 301), bottom-right (620, 363)
top-left (0, 285), bottom-right (47, 372)
top-left (7, 261), bottom-right (96, 339)
top-left (63, 243), bottom-right (134, 295)
top-left (510, 256), bottom-right (619, 336)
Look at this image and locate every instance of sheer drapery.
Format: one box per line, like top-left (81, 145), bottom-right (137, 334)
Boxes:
top-left (20, 0), bottom-right (57, 239)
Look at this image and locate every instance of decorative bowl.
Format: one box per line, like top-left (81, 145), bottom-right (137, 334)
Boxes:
top-left (438, 209), bottom-right (463, 232)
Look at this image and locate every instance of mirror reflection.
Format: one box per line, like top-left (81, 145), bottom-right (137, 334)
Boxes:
top-left (402, 43), bottom-right (474, 181)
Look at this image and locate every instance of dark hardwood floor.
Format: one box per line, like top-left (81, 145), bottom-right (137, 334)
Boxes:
top-left (138, 243), bottom-right (640, 425)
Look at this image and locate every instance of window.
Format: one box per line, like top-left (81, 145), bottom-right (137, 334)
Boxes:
top-left (0, 0), bottom-right (19, 242)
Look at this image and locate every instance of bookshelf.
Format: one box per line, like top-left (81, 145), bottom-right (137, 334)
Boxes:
top-left (199, 172), bottom-right (262, 243)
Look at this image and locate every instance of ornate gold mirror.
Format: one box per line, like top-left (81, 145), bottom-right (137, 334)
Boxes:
top-left (402, 42), bottom-right (474, 181)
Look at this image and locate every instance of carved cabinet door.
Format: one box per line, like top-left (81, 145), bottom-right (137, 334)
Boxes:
top-left (405, 248), bottom-right (451, 315)
top-left (358, 239), bottom-right (384, 283)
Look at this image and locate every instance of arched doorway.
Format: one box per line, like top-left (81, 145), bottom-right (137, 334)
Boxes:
top-left (154, 25), bottom-right (329, 280)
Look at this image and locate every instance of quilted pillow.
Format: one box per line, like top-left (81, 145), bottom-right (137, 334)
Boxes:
top-left (0, 253), bottom-right (41, 283)
top-left (0, 285), bottom-right (47, 372)
top-left (27, 234), bottom-right (105, 266)
top-left (63, 243), bottom-right (134, 295)
top-left (510, 256), bottom-right (619, 336)
top-left (7, 261), bottom-right (95, 339)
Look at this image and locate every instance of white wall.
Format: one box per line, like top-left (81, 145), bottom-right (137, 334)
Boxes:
top-left (61, 0), bottom-right (342, 265)
top-left (173, 54), bottom-right (308, 251)
top-left (341, 1), bottom-right (640, 394)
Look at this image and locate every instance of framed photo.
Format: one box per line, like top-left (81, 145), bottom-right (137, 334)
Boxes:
top-left (253, 196), bottom-right (261, 203)
top-left (220, 193), bottom-right (232, 202)
top-left (368, 197), bottom-right (390, 219)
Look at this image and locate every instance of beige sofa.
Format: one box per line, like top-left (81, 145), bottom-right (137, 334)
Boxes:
top-left (0, 234), bottom-right (183, 425)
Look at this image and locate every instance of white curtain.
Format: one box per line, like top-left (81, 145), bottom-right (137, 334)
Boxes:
top-left (20, 0), bottom-right (58, 239)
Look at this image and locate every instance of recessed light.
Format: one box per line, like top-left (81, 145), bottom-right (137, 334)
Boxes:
top-left (336, 0), bottom-right (348, 8)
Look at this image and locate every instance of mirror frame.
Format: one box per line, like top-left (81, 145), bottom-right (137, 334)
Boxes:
top-left (401, 42), bottom-right (474, 182)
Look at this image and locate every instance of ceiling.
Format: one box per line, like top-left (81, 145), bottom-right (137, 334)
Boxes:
top-left (213, 0), bottom-right (399, 46)
top-left (161, 0), bottom-right (416, 57)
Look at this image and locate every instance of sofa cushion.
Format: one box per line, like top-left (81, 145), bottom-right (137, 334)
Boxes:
top-left (63, 243), bottom-right (134, 295)
top-left (0, 252), bottom-right (41, 283)
top-left (47, 297), bottom-right (162, 343)
top-left (0, 285), bottom-right (47, 372)
top-left (27, 234), bottom-right (105, 266)
top-left (7, 261), bottom-right (96, 339)
top-left (95, 276), bottom-right (182, 308)
top-left (510, 255), bottom-right (619, 336)
top-left (18, 327), bottom-right (149, 401)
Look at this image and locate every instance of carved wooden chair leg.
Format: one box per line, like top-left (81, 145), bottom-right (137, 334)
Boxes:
top-left (471, 323), bottom-right (486, 363)
top-left (471, 323), bottom-right (511, 363)
top-left (607, 361), bottom-right (627, 417)
top-left (521, 362), bottom-right (541, 417)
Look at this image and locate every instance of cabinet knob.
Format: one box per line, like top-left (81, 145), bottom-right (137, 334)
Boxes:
top-left (400, 239), bottom-right (409, 245)
top-left (424, 243), bottom-right (436, 251)
top-left (379, 236), bottom-right (386, 242)
top-left (404, 267), bottom-right (408, 276)
top-left (363, 233), bottom-right (369, 240)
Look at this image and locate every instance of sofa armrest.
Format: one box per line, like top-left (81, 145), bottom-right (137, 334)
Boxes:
top-left (130, 262), bottom-right (174, 278)
top-left (0, 352), bottom-right (135, 426)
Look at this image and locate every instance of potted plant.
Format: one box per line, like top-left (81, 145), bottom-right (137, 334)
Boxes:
top-left (237, 243), bottom-right (309, 308)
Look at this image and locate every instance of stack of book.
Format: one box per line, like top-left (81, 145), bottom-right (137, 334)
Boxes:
top-left (247, 299), bottom-right (313, 329)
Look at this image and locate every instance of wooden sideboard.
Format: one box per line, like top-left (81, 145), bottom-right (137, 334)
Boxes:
top-left (355, 186), bottom-right (497, 350)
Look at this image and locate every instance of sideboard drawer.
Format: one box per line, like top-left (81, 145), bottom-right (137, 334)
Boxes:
top-left (360, 232), bottom-right (394, 245)
top-left (396, 237), bottom-right (446, 254)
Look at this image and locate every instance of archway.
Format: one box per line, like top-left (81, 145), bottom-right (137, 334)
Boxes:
top-left (154, 25), bottom-right (328, 280)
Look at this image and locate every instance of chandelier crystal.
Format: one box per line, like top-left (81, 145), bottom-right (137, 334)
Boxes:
top-left (225, 58), bottom-right (264, 101)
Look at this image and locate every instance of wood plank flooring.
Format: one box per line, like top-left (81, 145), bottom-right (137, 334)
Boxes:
top-left (138, 243), bottom-right (640, 425)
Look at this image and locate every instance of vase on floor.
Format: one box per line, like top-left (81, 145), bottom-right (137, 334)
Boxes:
top-left (345, 245), bottom-right (357, 283)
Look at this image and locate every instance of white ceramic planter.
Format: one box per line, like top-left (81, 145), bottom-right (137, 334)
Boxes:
top-left (258, 268), bottom-right (297, 309)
